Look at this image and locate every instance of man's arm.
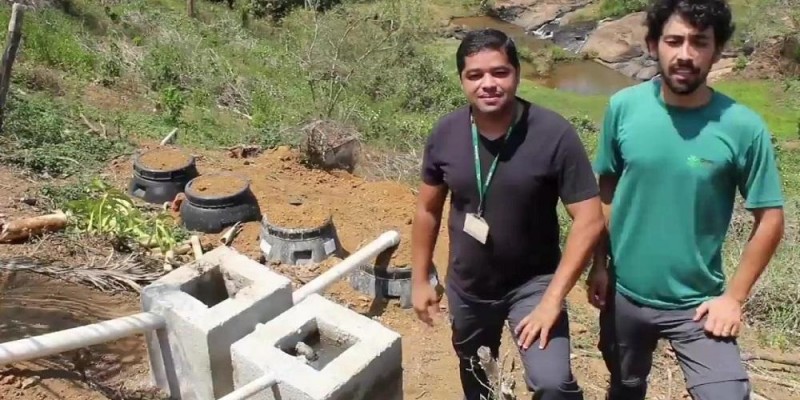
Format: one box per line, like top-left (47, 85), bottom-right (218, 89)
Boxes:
top-left (589, 99), bottom-right (624, 270)
top-left (591, 174), bottom-right (619, 270)
top-left (412, 126), bottom-right (447, 283)
top-left (725, 207), bottom-right (784, 304)
top-left (586, 100), bottom-right (622, 308)
top-left (539, 196), bottom-right (605, 307)
top-left (727, 125), bottom-right (786, 305)
top-left (694, 124), bottom-right (785, 337)
top-left (541, 124), bottom-right (606, 307)
top-left (515, 124), bottom-right (604, 349)
top-left (410, 127), bottom-right (448, 326)
top-left (411, 182), bottom-right (447, 284)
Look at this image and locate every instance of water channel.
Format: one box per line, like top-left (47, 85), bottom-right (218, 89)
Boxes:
top-left (450, 16), bottom-right (638, 96)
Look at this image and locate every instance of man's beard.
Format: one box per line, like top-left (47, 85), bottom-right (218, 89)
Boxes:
top-left (657, 61), bottom-right (708, 95)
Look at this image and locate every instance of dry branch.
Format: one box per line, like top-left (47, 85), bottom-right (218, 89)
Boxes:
top-left (163, 249), bottom-right (176, 272)
top-left (752, 391), bottom-right (773, 400)
top-left (750, 372), bottom-right (800, 390)
top-left (471, 346), bottom-right (517, 400)
top-left (219, 221), bottom-right (243, 246)
top-left (0, 211), bottom-right (68, 243)
top-left (742, 351), bottom-right (800, 367)
top-left (160, 127), bottom-right (178, 145)
top-left (0, 255), bottom-right (164, 293)
top-left (190, 235), bottom-right (203, 260)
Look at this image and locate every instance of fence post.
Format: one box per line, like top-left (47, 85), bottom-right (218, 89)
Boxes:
top-left (0, 3), bottom-right (25, 132)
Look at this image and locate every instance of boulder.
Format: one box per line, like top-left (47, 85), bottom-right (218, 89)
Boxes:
top-left (635, 65), bottom-right (659, 80)
top-left (581, 12), bottom-right (648, 63)
top-left (495, 0), bottom-right (592, 31)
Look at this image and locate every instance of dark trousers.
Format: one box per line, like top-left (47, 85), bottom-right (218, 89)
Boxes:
top-left (446, 274), bottom-right (584, 400)
top-left (599, 291), bottom-right (751, 400)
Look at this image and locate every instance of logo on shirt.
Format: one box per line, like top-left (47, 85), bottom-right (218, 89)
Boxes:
top-left (686, 155), bottom-right (714, 168)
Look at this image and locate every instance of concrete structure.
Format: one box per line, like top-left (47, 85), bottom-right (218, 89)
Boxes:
top-left (259, 215), bottom-right (342, 266)
top-left (142, 246), bottom-right (293, 400)
top-left (230, 294), bottom-right (403, 400)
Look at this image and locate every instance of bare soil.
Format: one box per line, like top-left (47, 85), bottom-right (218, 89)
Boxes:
top-left (1, 146), bottom-right (798, 400)
top-left (137, 148), bottom-right (192, 172)
top-left (0, 271), bottom-right (160, 400)
top-left (264, 198), bottom-right (333, 230)
top-left (187, 173), bottom-right (248, 198)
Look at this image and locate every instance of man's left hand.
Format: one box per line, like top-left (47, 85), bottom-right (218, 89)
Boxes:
top-left (692, 294), bottom-right (744, 338)
top-left (514, 300), bottom-right (562, 350)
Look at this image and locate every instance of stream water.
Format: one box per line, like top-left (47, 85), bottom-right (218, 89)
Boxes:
top-left (450, 16), bottom-right (637, 96)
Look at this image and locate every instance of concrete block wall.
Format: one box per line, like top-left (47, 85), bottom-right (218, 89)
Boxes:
top-left (230, 293), bottom-right (403, 400)
top-left (142, 246), bottom-right (294, 400)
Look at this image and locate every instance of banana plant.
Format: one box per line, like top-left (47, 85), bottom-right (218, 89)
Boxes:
top-left (65, 178), bottom-right (184, 251)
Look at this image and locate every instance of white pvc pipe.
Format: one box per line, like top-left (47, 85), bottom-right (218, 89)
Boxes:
top-left (218, 373), bottom-right (277, 400)
top-left (0, 312), bottom-right (165, 366)
top-left (292, 230), bottom-right (401, 304)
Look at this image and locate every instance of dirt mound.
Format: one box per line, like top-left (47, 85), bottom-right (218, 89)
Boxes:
top-left (137, 148), bottom-right (192, 171)
top-left (188, 173), bottom-right (248, 198)
top-left (264, 197), bottom-right (333, 230)
top-left (109, 144), bottom-right (434, 267)
top-left (299, 119), bottom-right (362, 173)
top-left (738, 37), bottom-right (800, 80)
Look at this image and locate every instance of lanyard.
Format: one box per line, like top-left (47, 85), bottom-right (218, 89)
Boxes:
top-left (471, 102), bottom-right (521, 216)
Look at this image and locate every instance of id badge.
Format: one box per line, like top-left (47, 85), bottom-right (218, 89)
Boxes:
top-left (464, 213), bottom-right (489, 244)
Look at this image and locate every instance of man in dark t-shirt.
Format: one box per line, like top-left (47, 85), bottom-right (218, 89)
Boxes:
top-left (410, 29), bottom-right (604, 400)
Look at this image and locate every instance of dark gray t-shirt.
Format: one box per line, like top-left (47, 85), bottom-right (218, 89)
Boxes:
top-left (421, 98), bottom-right (599, 301)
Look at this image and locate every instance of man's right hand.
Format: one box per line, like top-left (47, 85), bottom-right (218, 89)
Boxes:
top-left (586, 266), bottom-right (609, 310)
top-left (412, 279), bottom-right (440, 326)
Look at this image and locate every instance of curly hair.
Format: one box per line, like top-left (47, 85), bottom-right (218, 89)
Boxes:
top-left (645, 0), bottom-right (736, 48)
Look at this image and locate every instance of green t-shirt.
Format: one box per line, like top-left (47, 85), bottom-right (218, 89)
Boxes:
top-left (593, 79), bottom-right (785, 309)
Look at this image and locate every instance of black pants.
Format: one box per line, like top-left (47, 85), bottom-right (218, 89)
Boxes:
top-left (446, 274), bottom-right (584, 400)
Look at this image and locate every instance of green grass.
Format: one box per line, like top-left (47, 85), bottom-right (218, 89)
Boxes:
top-left (714, 80), bottom-right (800, 139)
top-left (597, 0), bottom-right (649, 19)
top-left (517, 83), bottom-right (609, 122)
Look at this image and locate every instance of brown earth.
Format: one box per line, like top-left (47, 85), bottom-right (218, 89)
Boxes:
top-left (0, 145), bottom-right (799, 400)
top-left (137, 148), bottom-right (192, 172)
top-left (187, 173), bottom-right (248, 198)
top-left (0, 272), bottom-right (161, 400)
top-left (263, 197), bottom-right (333, 230)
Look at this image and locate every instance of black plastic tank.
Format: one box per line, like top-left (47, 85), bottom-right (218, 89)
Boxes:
top-left (179, 173), bottom-right (262, 233)
top-left (258, 214), bottom-right (342, 265)
top-left (128, 147), bottom-right (199, 204)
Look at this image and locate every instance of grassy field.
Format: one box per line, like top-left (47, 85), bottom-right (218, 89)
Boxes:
top-left (0, 0), bottom-right (798, 345)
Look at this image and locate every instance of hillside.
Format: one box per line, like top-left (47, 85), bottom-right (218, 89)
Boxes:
top-left (0, 0), bottom-right (798, 399)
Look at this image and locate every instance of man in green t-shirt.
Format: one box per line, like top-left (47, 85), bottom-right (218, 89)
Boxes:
top-left (588, 0), bottom-right (786, 399)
